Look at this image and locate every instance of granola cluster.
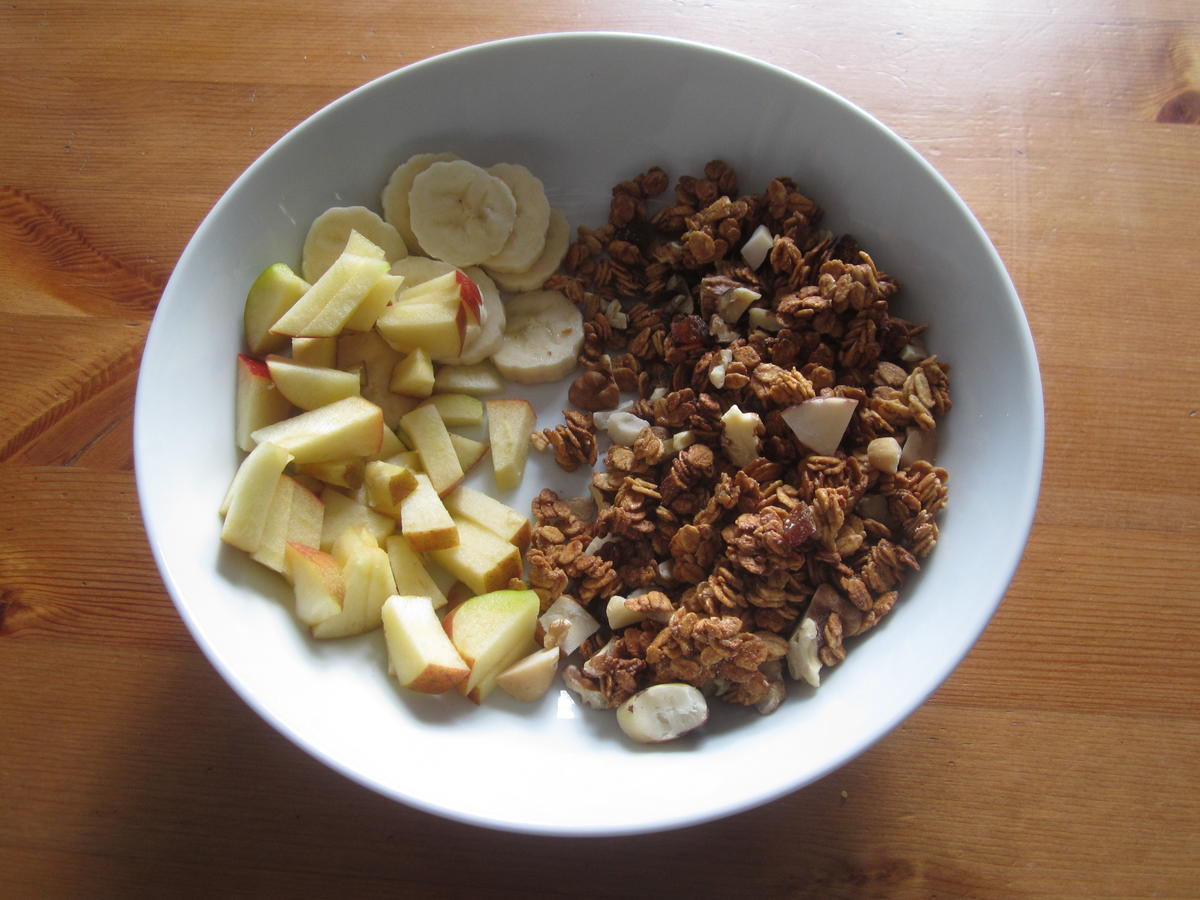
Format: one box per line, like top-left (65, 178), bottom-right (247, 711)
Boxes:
top-left (533, 161), bottom-right (950, 715)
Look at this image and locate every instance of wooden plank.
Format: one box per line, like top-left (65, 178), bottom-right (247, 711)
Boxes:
top-left (0, 318), bottom-right (145, 466)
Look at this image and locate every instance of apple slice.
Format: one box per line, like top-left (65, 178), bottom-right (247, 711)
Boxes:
top-left (284, 543), bottom-right (345, 625)
top-left (344, 273), bottom-right (404, 333)
top-left (400, 403), bottom-right (465, 496)
top-left (447, 432), bottom-right (488, 476)
top-left (220, 441), bottom-right (293, 552)
top-left (291, 336), bottom-right (337, 368)
top-left (419, 393), bottom-right (483, 426)
top-left (780, 396), bottom-right (859, 457)
top-left (385, 534), bottom-right (449, 610)
top-left (486, 398), bottom-right (536, 491)
top-left (383, 449), bottom-right (423, 472)
top-left (374, 425), bottom-right (407, 460)
top-left (319, 486), bottom-right (395, 550)
top-left (443, 485), bottom-right (531, 552)
top-left (496, 647), bottom-right (561, 702)
top-left (235, 354), bottom-right (292, 452)
top-left (433, 361), bottom-right (506, 396)
top-left (251, 475), bottom-right (323, 573)
top-left (363, 459), bottom-right (419, 518)
top-left (392, 270), bottom-right (483, 324)
top-left (248, 473), bottom-right (297, 571)
top-left (266, 355), bottom-right (361, 410)
top-left (382, 595), bottom-right (470, 694)
top-left (376, 298), bottom-right (467, 361)
top-left (330, 521), bottom-right (381, 567)
top-left (428, 517), bottom-right (522, 596)
top-left (442, 589), bottom-right (540, 704)
top-left (389, 347), bottom-right (435, 398)
top-left (311, 541), bottom-right (395, 639)
top-left (336, 330), bottom-right (419, 428)
top-left (294, 458), bottom-right (365, 490)
top-left (400, 473), bottom-right (458, 552)
top-left (250, 396), bottom-right (383, 464)
top-left (244, 263), bottom-right (309, 355)
top-left (271, 235), bottom-right (391, 337)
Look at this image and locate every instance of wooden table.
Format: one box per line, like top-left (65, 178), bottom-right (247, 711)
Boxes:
top-left (3, 3), bottom-right (1197, 896)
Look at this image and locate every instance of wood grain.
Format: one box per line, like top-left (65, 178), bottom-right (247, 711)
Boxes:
top-left (2, 1), bottom-right (1197, 897)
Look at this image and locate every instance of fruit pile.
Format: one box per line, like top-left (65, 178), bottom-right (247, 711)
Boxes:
top-left (222, 153), bottom-right (592, 707)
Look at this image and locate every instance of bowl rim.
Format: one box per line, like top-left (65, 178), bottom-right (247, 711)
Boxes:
top-left (134, 30), bottom-right (1044, 836)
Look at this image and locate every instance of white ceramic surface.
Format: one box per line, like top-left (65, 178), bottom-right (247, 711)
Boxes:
top-left (134, 32), bottom-right (1043, 836)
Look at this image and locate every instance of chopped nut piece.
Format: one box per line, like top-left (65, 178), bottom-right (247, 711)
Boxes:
top-left (720, 404), bottom-right (764, 467)
top-left (709, 347), bottom-right (734, 389)
top-left (607, 410), bottom-right (652, 445)
top-left (747, 307), bottom-right (783, 332)
top-left (741, 223), bottom-right (774, 269)
top-left (787, 617), bottom-right (822, 687)
top-left (708, 314), bottom-right (739, 344)
top-left (717, 286), bottom-right (762, 323)
top-left (617, 683), bottom-right (709, 743)
top-left (562, 665), bottom-right (610, 709)
top-left (867, 436), bottom-right (902, 473)
top-left (541, 617), bottom-right (572, 652)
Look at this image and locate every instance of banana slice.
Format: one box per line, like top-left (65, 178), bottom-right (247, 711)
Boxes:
top-left (481, 163), bottom-right (552, 274)
top-left (381, 151), bottom-right (459, 256)
top-left (301, 206), bottom-right (407, 283)
top-left (485, 208), bottom-right (570, 293)
top-left (456, 267), bottom-right (506, 365)
top-left (490, 289), bottom-right (582, 385)
top-left (408, 160), bottom-right (516, 268)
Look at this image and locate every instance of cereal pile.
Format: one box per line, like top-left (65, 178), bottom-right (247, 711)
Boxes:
top-left (528, 160), bottom-right (951, 714)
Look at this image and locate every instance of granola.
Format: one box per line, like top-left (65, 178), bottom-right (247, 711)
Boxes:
top-left (532, 161), bottom-right (951, 720)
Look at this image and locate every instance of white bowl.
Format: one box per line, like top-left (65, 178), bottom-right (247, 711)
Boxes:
top-left (135, 32), bottom-right (1043, 835)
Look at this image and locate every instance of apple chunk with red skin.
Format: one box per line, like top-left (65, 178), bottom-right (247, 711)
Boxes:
top-left (375, 271), bottom-right (481, 361)
top-left (394, 270), bottom-right (483, 324)
top-left (284, 542), bottom-right (344, 626)
top-left (442, 589), bottom-right (540, 704)
top-left (382, 595), bottom-right (470, 694)
top-left (235, 354), bottom-right (292, 452)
